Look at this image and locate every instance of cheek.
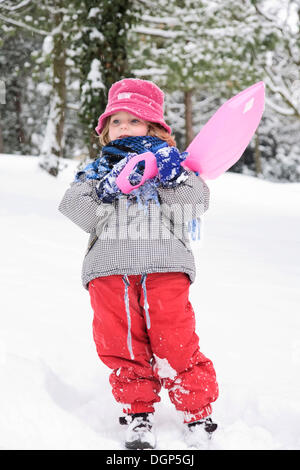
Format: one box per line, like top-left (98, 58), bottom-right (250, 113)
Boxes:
top-left (108, 126), bottom-right (117, 139)
top-left (135, 124), bottom-right (148, 135)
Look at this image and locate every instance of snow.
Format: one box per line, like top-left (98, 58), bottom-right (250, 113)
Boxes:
top-left (0, 154), bottom-right (300, 450)
top-left (88, 8), bottom-right (101, 19)
top-left (89, 28), bottom-right (104, 42)
top-left (153, 354), bottom-right (177, 381)
top-left (81, 59), bottom-right (105, 97)
top-left (0, 79), bottom-right (6, 105)
top-left (42, 35), bottom-right (54, 55)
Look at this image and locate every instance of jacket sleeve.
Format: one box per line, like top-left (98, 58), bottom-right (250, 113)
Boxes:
top-left (58, 179), bottom-right (114, 234)
top-left (157, 169), bottom-right (210, 221)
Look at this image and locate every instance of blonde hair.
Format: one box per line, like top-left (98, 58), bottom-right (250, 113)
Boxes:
top-left (99, 116), bottom-right (176, 147)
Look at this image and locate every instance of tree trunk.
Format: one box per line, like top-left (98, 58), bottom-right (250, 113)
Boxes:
top-left (13, 80), bottom-right (26, 148)
top-left (0, 79), bottom-right (5, 105)
top-left (0, 80), bottom-right (5, 153)
top-left (39, 5), bottom-right (66, 176)
top-left (184, 89), bottom-right (194, 149)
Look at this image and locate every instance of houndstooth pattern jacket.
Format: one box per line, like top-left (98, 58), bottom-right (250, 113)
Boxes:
top-left (58, 169), bottom-right (209, 290)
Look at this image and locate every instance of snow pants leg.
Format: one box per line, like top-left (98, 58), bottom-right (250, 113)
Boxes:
top-left (88, 272), bottom-right (218, 423)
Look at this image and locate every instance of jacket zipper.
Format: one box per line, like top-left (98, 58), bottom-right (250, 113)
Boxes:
top-left (85, 235), bottom-right (98, 256)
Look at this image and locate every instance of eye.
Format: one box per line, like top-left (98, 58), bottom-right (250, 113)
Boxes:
top-left (131, 119), bottom-right (140, 124)
top-left (111, 119), bottom-right (120, 125)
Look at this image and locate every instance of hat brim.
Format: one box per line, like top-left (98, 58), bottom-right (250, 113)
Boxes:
top-left (95, 104), bottom-right (171, 135)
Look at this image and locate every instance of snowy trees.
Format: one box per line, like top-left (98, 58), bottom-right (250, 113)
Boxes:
top-left (129, 0), bottom-right (300, 180)
top-left (0, 1), bottom-right (45, 156)
top-left (71, 0), bottom-right (140, 158)
top-left (39, 2), bottom-right (68, 176)
top-left (0, 28), bottom-right (36, 154)
top-left (0, 0), bottom-right (139, 174)
top-left (248, 0), bottom-right (300, 180)
top-left (0, 0), bottom-right (300, 181)
top-left (0, 1), bottom-right (71, 175)
top-left (129, 0), bottom-right (278, 148)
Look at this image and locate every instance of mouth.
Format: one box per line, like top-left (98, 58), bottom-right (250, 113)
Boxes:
top-left (119, 134), bottom-right (130, 139)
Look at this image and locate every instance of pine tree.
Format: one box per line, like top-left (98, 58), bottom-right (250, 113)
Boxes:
top-left (244, 0), bottom-right (300, 181)
top-left (0, 0), bottom-right (74, 175)
top-left (130, 0), bottom-right (278, 149)
top-left (0, 3), bottom-right (44, 155)
top-left (71, 0), bottom-right (141, 159)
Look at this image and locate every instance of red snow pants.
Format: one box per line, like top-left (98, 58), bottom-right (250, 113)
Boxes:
top-left (88, 272), bottom-right (218, 423)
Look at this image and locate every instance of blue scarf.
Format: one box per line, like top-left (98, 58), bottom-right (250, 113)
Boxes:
top-left (75, 136), bottom-right (167, 210)
top-left (74, 136), bottom-right (201, 240)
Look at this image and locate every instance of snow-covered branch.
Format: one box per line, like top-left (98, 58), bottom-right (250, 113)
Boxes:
top-left (132, 25), bottom-right (179, 38)
top-left (66, 103), bottom-right (80, 111)
top-left (253, 2), bottom-right (280, 25)
top-left (0, 0), bottom-right (32, 11)
top-left (132, 67), bottom-right (167, 76)
top-left (264, 72), bottom-right (300, 118)
top-left (254, 1), bottom-right (299, 64)
top-left (265, 96), bottom-right (295, 116)
top-left (0, 12), bottom-right (49, 35)
top-left (135, 0), bottom-right (153, 8)
top-left (140, 14), bottom-right (179, 26)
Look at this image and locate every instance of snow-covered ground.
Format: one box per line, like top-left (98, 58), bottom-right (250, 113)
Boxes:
top-left (0, 154), bottom-right (300, 450)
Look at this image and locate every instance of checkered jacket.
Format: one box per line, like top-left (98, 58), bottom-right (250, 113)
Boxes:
top-left (58, 169), bottom-right (209, 290)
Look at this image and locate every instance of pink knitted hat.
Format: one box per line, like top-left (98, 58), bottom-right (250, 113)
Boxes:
top-left (95, 78), bottom-right (171, 135)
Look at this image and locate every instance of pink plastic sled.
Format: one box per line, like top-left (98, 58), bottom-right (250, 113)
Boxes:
top-left (116, 81), bottom-right (265, 194)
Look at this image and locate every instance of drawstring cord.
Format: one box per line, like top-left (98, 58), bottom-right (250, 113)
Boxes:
top-left (141, 274), bottom-right (151, 330)
top-left (122, 275), bottom-right (135, 360)
top-left (122, 274), bottom-right (151, 360)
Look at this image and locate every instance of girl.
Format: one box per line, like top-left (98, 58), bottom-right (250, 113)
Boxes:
top-left (59, 78), bottom-right (219, 449)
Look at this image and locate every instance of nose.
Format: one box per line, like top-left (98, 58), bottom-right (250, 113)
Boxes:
top-left (120, 121), bottom-right (128, 130)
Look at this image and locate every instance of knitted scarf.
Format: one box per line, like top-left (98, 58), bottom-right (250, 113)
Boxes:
top-left (75, 136), bottom-right (167, 211)
top-left (74, 135), bottom-right (201, 240)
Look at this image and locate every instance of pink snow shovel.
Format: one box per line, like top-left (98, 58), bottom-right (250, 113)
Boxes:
top-left (116, 81), bottom-right (265, 194)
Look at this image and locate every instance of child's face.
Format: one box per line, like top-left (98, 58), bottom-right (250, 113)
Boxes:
top-left (108, 111), bottom-right (149, 141)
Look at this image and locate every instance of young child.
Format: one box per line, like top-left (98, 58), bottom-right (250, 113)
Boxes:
top-left (58, 78), bottom-right (219, 449)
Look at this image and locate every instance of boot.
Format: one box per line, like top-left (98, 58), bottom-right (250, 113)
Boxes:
top-left (119, 412), bottom-right (156, 450)
top-left (184, 417), bottom-right (218, 448)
